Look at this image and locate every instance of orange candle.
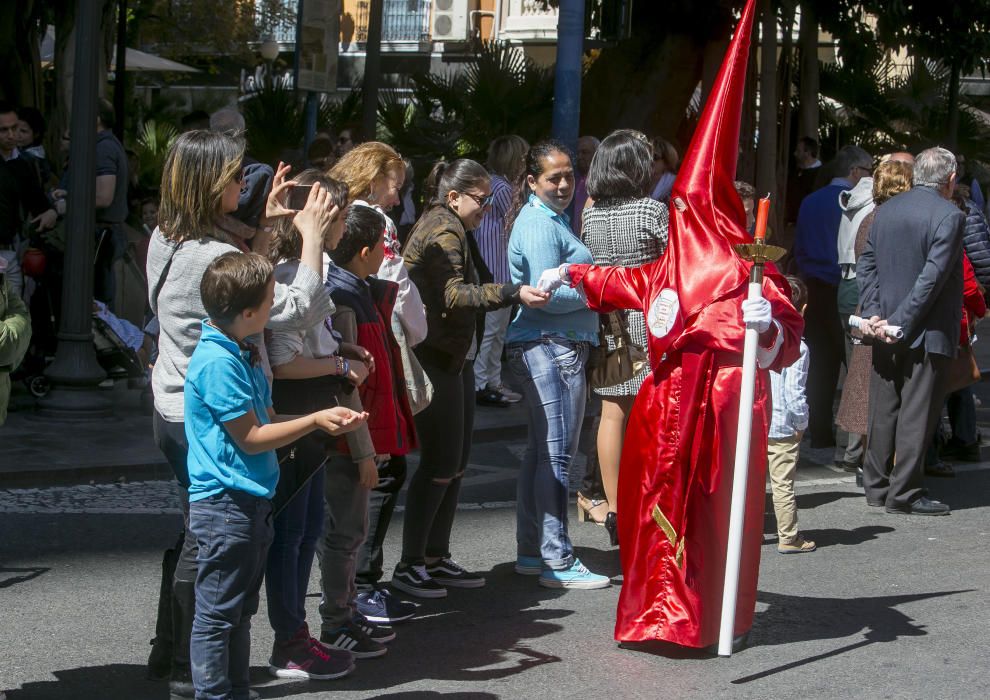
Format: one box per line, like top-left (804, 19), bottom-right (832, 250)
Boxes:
top-left (754, 195), bottom-right (771, 241)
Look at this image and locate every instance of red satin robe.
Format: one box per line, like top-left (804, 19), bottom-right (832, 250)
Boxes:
top-left (570, 261), bottom-right (802, 648)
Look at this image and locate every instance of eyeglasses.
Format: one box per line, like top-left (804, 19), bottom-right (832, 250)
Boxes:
top-left (463, 192), bottom-right (494, 207)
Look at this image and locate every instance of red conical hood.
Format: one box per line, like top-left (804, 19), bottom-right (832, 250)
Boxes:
top-left (666, 0), bottom-right (758, 319)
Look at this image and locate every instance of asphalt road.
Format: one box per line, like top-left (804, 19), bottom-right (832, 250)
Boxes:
top-left (2, 447), bottom-right (989, 700)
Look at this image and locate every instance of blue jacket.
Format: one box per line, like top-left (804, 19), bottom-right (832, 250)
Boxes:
top-left (961, 199), bottom-right (990, 288)
top-left (507, 195), bottom-right (598, 344)
top-left (794, 179), bottom-right (850, 285)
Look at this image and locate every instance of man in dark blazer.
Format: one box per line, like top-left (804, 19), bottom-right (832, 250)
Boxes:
top-left (857, 147), bottom-right (964, 515)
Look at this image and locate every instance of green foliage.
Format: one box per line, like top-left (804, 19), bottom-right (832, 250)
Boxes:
top-left (819, 58), bottom-right (990, 161)
top-left (133, 119), bottom-right (179, 193)
top-left (240, 84), bottom-right (305, 166)
top-left (318, 88), bottom-right (363, 135)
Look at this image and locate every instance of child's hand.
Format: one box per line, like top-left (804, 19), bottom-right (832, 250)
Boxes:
top-left (357, 457), bottom-right (379, 489)
top-left (347, 359), bottom-right (369, 386)
top-left (295, 184), bottom-right (337, 246)
top-left (314, 407), bottom-right (368, 436)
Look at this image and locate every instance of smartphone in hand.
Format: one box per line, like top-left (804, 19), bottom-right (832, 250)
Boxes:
top-left (288, 185), bottom-right (313, 211)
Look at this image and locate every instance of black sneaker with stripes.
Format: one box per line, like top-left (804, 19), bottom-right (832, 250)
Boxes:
top-left (320, 621), bottom-right (387, 659)
top-left (391, 562), bottom-right (448, 599)
top-left (425, 557), bottom-right (486, 588)
top-left (352, 613), bottom-right (396, 643)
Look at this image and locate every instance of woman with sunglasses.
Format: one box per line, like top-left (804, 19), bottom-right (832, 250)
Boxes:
top-left (394, 158), bottom-right (550, 599)
top-left (504, 140), bottom-right (609, 590)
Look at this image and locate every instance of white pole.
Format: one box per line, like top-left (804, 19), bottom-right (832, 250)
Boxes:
top-left (717, 279), bottom-right (763, 657)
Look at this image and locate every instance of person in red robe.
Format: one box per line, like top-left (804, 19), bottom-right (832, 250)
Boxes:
top-left (539, 0), bottom-right (803, 650)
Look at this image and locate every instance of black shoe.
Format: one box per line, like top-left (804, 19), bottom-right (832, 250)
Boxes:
top-left (391, 562), bottom-right (448, 598)
top-left (855, 467), bottom-right (863, 488)
top-left (866, 499), bottom-right (884, 507)
top-left (167, 668), bottom-right (194, 699)
top-left (941, 440), bottom-right (981, 462)
top-left (425, 557), bottom-right (486, 588)
top-left (475, 388), bottom-right (510, 408)
top-left (352, 613), bottom-right (397, 643)
top-left (836, 460), bottom-right (860, 473)
top-left (355, 587), bottom-right (417, 624)
top-left (885, 497), bottom-right (951, 516)
top-left (924, 460), bottom-right (955, 478)
top-left (320, 622), bottom-right (388, 659)
top-left (603, 512), bottom-right (619, 547)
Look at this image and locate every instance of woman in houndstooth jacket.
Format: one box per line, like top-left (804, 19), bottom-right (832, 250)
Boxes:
top-left (578, 130), bottom-right (669, 542)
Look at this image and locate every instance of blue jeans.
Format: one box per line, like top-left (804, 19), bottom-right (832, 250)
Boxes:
top-left (189, 490), bottom-right (273, 700)
top-left (507, 338), bottom-right (590, 570)
top-left (266, 469), bottom-right (325, 641)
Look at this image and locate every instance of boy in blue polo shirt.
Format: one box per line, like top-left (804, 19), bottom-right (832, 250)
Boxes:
top-left (185, 251), bottom-right (367, 700)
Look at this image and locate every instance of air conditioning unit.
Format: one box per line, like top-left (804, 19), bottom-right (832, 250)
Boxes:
top-left (431, 0), bottom-right (469, 42)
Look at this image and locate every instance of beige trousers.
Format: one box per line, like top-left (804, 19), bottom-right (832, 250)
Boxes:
top-left (767, 433), bottom-right (802, 544)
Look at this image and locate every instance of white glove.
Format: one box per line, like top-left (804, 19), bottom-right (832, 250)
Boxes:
top-left (536, 265), bottom-right (567, 293)
top-left (742, 296), bottom-right (772, 333)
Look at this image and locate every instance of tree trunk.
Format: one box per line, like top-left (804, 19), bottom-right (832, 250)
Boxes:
top-left (738, 26), bottom-right (760, 184)
top-left (361, 0), bottom-right (384, 140)
top-left (947, 59), bottom-right (960, 151)
top-left (755, 0), bottom-right (777, 205)
top-left (798, 0), bottom-right (819, 141)
top-left (775, 1), bottom-right (796, 243)
top-left (0, 1), bottom-right (44, 107)
top-left (582, 32), bottom-right (704, 142)
top-left (700, 38), bottom-right (730, 108)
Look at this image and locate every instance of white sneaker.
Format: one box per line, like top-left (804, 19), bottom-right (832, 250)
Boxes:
top-left (491, 383), bottom-right (522, 403)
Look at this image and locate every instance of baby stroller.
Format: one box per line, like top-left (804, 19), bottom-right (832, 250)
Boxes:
top-left (24, 309), bottom-right (149, 398)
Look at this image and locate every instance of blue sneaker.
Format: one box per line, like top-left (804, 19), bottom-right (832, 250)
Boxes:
top-left (538, 559), bottom-right (611, 590)
top-left (515, 555), bottom-right (542, 575)
top-left (355, 587), bottom-right (417, 624)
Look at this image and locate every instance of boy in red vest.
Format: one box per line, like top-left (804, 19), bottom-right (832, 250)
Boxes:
top-left (318, 205), bottom-right (418, 659)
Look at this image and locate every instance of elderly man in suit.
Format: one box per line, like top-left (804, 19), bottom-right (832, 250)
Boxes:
top-left (857, 147), bottom-right (964, 515)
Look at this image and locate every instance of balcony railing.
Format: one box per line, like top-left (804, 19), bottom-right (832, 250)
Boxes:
top-left (256, 0), bottom-right (298, 44)
top-left (356, 0), bottom-right (431, 43)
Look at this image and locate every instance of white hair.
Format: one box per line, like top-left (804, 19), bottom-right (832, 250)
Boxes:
top-left (913, 147), bottom-right (957, 188)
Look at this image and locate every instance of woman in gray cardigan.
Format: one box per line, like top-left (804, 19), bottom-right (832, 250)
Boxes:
top-left (145, 130), bottom-right (335, 696)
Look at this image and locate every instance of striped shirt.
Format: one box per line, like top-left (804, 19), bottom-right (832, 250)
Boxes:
top-left (473, 174), bottom-right (514, 284)
top-left (769, 339), bottom-right (810, 438)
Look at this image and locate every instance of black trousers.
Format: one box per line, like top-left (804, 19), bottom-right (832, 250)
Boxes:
top-left (864, 345), bottom-right (948, 508)
top-left (803, 276), bottom-right (845, 445)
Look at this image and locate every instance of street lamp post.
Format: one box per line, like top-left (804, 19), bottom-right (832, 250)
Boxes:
top-left (38, 0), bottom-right (110, 419)
top-left (551, 0), bottom-right (586, 154)
top-left (260, 37), bottom-right (280, 88)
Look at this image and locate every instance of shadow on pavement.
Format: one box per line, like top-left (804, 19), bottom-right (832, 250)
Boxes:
top-left (795, 525), bottom-right (895, 548)
top-left (733, 588), bottom-right (974, 683)
top-left (793, 490), bottom-right (861, 510)
top-left (4, 665), bottom-right (163, 700)
top-left (0, 566), bottom-right (49, 589)
top-left (936, 468), bottom-right (990, 511)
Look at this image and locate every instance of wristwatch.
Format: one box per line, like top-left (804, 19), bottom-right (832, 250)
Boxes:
top-left (558, 264), bottom-right (570, 283)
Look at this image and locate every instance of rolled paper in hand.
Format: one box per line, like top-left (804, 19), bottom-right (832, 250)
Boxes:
top-left (849, 315), bottom-right (904, 339)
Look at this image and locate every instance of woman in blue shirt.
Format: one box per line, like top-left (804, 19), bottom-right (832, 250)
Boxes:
top-left (506, 140), bottom-right (609, 590)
